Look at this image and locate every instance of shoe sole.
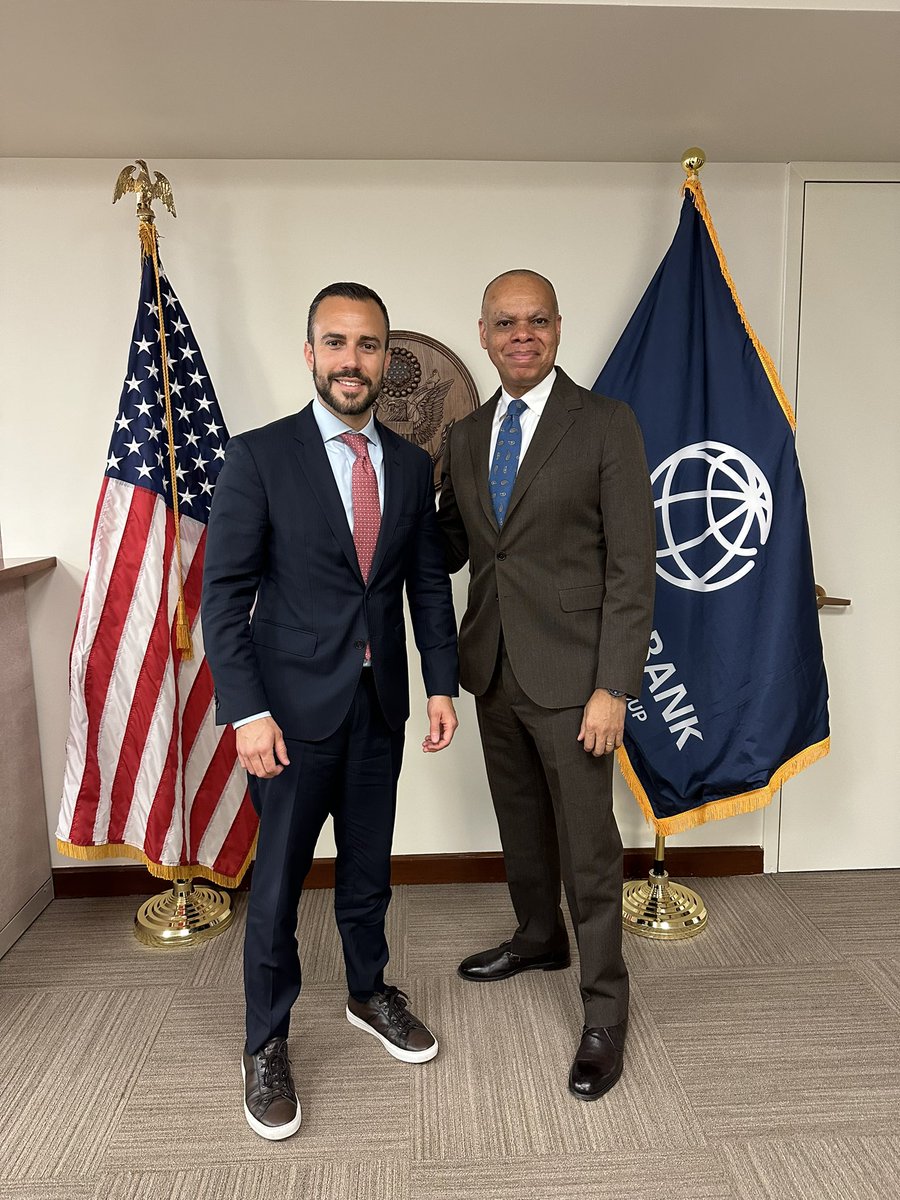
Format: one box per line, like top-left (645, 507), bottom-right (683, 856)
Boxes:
top-left (345, 1006), bottom-right (439, 1063)
top-left (241, 1059), bottom-right (302, 1140)
top-left (567, 1060), bottom-right (624, 1102)
top-left (457, 958), bottom-right (571, 983)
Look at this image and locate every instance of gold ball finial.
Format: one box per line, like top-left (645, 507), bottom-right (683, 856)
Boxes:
top-left (681, 147), bottom-right (706, 176)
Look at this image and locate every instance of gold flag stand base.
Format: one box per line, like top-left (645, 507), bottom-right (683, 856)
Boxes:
top-left (134, 877), bottom-right (234, 948)
top-left (623, 835), bottom-right (708, 940)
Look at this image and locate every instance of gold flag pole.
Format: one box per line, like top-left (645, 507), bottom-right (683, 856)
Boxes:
top-left (114, 159), bottom-right (193, 657)
top-left (113, 161), bottom-right (234, 948)
top-left (620, 148), bottom-right (711, 941)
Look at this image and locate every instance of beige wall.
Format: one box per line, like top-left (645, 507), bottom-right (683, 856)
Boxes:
top-left (0, 158), bottom-right (788, 868)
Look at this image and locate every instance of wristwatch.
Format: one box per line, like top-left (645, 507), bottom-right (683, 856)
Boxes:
top-left (604, 688), bottom-right (627, 699)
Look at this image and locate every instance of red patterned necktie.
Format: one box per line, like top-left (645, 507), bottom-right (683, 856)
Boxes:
top-left (340, 432), bottom-right (381, 661)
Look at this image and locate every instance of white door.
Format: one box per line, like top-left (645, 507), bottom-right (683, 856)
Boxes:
top-left (776, 173), bottom-right (900, 871)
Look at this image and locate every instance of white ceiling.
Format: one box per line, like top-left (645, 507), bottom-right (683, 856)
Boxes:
top-left (2, 1), bottom-right (899, 162)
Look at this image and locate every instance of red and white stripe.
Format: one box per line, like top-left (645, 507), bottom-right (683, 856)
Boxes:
top-left (58, 477), bottom-right (255, 884)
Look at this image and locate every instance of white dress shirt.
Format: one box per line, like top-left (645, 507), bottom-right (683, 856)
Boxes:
top-left (234, 399), bottom-right (384, 728)
top-left (487, 368), bottom-right (557, 478)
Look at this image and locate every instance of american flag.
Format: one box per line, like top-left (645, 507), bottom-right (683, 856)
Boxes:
top-left (56, 246), bottom-right (257, 885)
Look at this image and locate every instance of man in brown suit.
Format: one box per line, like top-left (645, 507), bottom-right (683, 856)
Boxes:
top-left (438, 270), bottom-right (656, 1099)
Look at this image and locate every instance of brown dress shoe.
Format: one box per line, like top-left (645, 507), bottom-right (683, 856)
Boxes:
top-left (241, 1037), bottom-right (302, 1139)
top-left (568, 1020), bottom-right (627, 1101)
top-left (458, 940), bottom-right (571, 982)
top-left (346, 986), bottom-right (438, 1062)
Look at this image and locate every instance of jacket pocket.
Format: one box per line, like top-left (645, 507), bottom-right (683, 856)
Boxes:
top-left (251, 618), bottom-right (317, 658)
top-left (559, 584), bottom-right (605, 612)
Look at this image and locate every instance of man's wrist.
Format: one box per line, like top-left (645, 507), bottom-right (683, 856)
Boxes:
top-left (233, 710), bottom-right (272, 729)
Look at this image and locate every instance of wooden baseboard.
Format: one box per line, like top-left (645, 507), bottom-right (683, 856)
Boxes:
top-left (51, 846), bottom-right (761, 898)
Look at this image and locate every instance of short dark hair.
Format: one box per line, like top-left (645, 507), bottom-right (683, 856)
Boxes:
top-left (481, 269), bottom-right (559, 316)
top-left (306, 282), bottom-right (390, 344)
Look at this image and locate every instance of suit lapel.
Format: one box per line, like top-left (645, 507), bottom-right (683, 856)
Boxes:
top-left (468, 390), bottom-right (501, 533)
top-left (504, 370), bottom-right (582, 525)
top-left (292, 404), bottom-right (364, 584)
top-left (368, 420), bottom-right (402, 585)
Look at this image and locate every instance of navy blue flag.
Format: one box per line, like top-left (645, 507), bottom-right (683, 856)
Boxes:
top-left (594, 178), bottom-right (829, 834)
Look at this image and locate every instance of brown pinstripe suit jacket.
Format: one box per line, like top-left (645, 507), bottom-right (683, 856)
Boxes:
top-left (438, 367), bottom-right (656, 708)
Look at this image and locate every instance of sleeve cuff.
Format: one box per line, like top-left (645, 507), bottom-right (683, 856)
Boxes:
top-left (233, 710), bottom-right (271, 729)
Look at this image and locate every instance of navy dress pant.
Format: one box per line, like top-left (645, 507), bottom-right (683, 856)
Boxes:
top-left (243, 670), bottom-right (404, 1055)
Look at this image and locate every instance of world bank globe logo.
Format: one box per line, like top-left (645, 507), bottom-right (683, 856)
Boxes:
top-left (651, 441), bottom-right (773, 592)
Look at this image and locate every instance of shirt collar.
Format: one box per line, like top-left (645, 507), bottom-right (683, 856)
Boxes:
top-left (499, 367), bottom-right (557, 415)
top-left (311, 397), bottom-right (381, 446)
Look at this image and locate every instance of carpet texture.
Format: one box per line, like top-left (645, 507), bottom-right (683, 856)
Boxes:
top-left (0, 872), bottom-right (897, 1198)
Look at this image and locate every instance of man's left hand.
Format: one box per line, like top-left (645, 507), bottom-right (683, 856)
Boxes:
top-left (422, 695), bottom-right (459, 752)
top-left (577, 689), bottom-right (627, 756)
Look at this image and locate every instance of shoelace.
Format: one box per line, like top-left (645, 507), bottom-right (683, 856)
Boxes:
top-left (379, 986), bottom-right (416, 1034)
top-left (256, 1040), bottom-right (296, 1100)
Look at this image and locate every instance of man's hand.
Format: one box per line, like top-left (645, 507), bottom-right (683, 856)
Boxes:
top-left (577, 689), bottom-right (627, 757)
top-left (236, 716), bottom-right (291, 778)
top-left (421, 695), bottom-right (459, 753)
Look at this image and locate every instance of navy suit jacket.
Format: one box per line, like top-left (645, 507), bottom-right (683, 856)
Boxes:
top-left (202, 402), bottom-right (458, 741)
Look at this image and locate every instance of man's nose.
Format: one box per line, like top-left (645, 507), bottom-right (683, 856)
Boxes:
top-left (511, 323), bottom-right (533, 341)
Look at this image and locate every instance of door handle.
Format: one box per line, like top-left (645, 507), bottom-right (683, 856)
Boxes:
top-left (815, 584), bottom-right (851, 610)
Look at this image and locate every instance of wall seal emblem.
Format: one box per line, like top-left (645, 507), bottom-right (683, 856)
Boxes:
top-left (377, 331), bottom-right (480, 489)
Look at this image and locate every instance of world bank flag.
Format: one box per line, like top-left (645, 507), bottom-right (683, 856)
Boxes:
top-left (594, 177), bottom-right (830, 834)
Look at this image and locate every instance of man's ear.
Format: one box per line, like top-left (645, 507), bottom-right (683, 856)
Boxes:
top-left (303, 341), bottom-right (314, 371)
top-left (478, 318), bottom-right (487, 350)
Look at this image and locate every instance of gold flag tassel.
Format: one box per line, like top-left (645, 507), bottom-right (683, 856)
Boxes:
top-left (140, 217), bottom-right (194, 659)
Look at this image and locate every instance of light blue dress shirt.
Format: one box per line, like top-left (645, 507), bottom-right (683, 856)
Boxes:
top-left (311, 397), bottom-right (385, 523)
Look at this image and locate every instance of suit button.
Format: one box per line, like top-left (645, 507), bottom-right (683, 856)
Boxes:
top-left (354, 639), bottom-right (365, 649)
top-left (496, 551), bottom-right (507, 560)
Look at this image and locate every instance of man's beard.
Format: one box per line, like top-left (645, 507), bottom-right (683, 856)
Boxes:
top-left (313, 363), bottom-right (382, 418)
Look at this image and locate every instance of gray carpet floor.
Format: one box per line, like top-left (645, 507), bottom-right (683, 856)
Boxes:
top-left (1, 871), bottom-right (898, 1199)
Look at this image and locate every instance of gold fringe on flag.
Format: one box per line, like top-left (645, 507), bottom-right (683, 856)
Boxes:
top-left (683, 176), bottom-right (797, 431)
top-left (55, 835), bottom-right (257, 890)
top-left (617, 738), bottom-right (831, 836)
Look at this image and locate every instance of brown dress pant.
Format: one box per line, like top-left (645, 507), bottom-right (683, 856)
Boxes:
top-left (475, 642), bottom-right (629, 1028)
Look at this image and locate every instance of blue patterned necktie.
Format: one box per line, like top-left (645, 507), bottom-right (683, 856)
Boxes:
top-left (490, 398), bottom-right (527, 527)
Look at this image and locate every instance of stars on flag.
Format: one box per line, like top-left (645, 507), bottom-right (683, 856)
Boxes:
top-left (103, 254), bottom-right (229, 523)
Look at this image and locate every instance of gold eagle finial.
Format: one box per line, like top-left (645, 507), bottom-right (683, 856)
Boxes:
top-left (113, 159), bottom-right (177, 220)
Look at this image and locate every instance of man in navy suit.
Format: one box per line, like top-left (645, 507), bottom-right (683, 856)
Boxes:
top-left (202, 282), bottom-right (459, 1140)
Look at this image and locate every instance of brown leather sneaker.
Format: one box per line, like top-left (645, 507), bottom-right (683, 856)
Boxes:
top-left (241, 1037), bottom-right (302, 1140)
top-left (346, 986), bottom-right (438, 1063)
